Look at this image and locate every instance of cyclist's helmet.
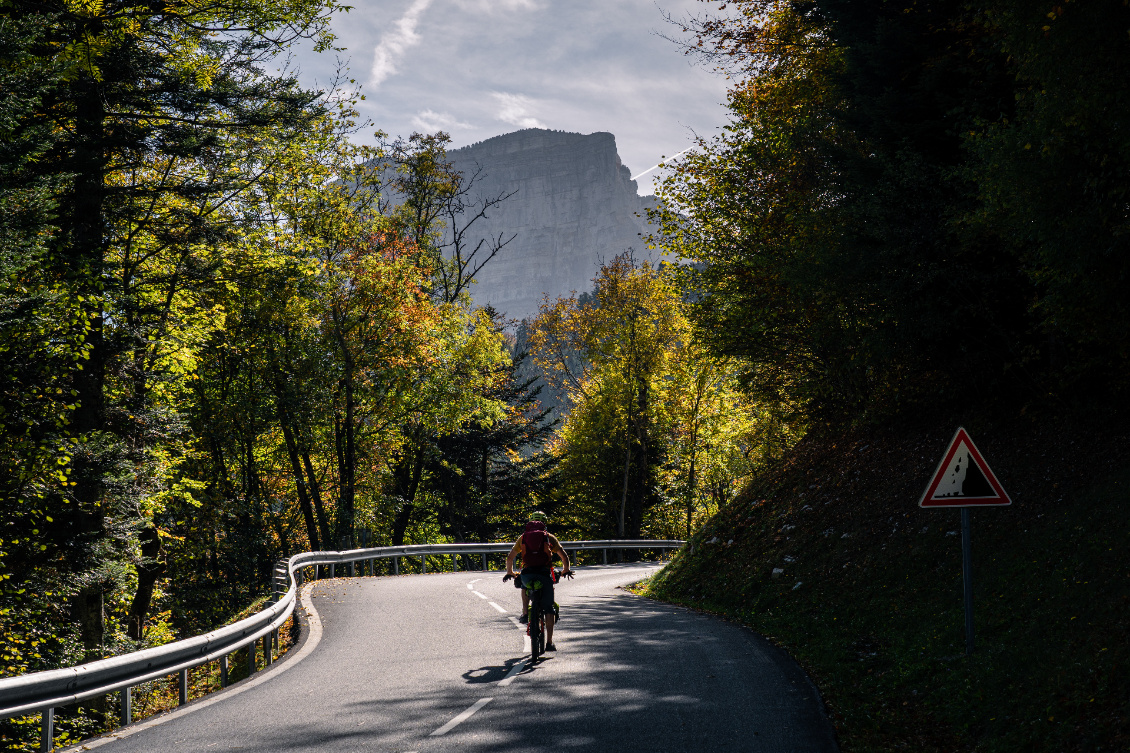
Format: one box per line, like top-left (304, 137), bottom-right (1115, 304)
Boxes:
top-left (525, 510), bottom-right (548, 532)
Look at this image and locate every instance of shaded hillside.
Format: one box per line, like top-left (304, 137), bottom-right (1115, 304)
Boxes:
top-left (645, 417), bottom-right (1130, 752)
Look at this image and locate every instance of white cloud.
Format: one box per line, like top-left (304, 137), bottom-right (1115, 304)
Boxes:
top-left (491, 92), bottom-right (546, 129)
top-left (370, 0), bottom-right (434, 87)
top-left (411, 109), bottom-right (473, 132)
top-left (452, 0), bottom-right (540, 9)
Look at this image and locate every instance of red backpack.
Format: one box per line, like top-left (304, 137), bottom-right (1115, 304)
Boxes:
top-left (520, 523), bottom-right (551, 568)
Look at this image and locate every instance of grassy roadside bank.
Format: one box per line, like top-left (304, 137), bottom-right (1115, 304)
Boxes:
top-left (643, 417), bottom-right (1130, 752)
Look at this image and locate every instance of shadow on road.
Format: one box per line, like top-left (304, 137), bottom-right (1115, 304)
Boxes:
top-left (463, 656), bottom-right (529, 683)
top-left (140, 569), bottom-right (838, 753)
top-left (239, 576), bottom-right (836, 752)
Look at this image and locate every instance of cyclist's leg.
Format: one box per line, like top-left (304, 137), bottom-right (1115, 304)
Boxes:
top-left (519, 571), bottom-right (541, 625)
top-left (514, 574), bottom-right (529, 622)
top-left (534, 575), bottom-right (555, 646)
top-left (520, 573), bottom-right (543, 659)
top-left (521, 570), bottom-right (554, 628)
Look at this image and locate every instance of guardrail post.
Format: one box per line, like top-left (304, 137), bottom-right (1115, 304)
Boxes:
top-left (273, 560), bottom-right (288, 602)
top-left (350, 561), bottom-right (355, 577)
top-left (120, 686), bottom-right (131, 725)
top-left (329, 563), bottom-right (335, 578)
top-left (422, 555), bottom-right (427, 574)
top-left (482, 552), bottom-right (487, 571)
top-left (248, 641), bottom-right (256, 676)
top-left (40, 707), bottom-right (52, 753)
top-left (603, 548), bottom-right (608, 565)
top-left (220, 654), bottom-right (229, 688)
top-left (393, 557), bottom-right (399, 575)
top-left (178, 668), bottom-right (188, 705)
top-left (265, 631), bottom-right (273, 666)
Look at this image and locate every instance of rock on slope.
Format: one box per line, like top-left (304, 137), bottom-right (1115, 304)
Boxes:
top-left (447, 128), bottom-right (658, 323)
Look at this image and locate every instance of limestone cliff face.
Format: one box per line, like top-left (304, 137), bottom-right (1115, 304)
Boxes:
top-left (447, 129), bottom-right (657, 323)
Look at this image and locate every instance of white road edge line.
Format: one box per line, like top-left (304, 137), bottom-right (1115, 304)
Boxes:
top-left (499, 659), bottom-right (527, 687)
top-left (488, 601), bottom-right (507, 613)
top-left (473, 591), bottom-right (488, 599)
top-left (65, 583), bottom-right (324, 751)
top-left (429, 697), bottom-right (493, 737)
top-left (466, 579), bottom-right (481, 588)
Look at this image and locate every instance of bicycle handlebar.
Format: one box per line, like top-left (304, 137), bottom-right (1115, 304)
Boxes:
top-left (503, 569), bottom-right (574, 583)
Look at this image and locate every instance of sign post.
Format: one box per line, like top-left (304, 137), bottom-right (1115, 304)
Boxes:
top-left (961, 508), bottom-right (974, 654)
top-left (919, 427), bottom-right (1011, 655)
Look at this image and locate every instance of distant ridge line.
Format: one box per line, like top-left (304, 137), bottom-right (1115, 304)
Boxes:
top-left (452, 128), bottom-right (615, 155)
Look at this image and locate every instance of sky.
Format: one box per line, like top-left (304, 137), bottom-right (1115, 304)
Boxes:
top-left (289, 0), bottom-right (733, 195)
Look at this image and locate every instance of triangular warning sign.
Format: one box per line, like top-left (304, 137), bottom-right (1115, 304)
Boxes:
top-left (920, 427), bottom-right (1011, 507)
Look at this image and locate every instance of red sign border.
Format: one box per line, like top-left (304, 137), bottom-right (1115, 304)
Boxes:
top-left (919, 427), bottom-right (1011, 508)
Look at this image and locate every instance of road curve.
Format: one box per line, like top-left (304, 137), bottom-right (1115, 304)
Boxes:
top-left (68, 564), bottom-right (837, 752)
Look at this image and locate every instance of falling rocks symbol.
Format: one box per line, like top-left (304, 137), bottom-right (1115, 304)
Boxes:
top-left (920, 427), bottom-right (1011, 507)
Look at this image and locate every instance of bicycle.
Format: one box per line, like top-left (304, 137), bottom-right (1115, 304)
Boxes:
top-left (504, 569), bottom-right (573, 663)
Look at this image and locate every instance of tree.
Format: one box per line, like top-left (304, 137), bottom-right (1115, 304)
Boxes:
top-left (381, 133), bottom-right (518, 306)
top-left (0, 0), bottom-right (344, 683)
top-left (532, 255), bottom-right (685, 540)
top-left (0, 11), bottom-right (91, 684)
top-left (963, 0), bottom-right (1130, 399)
top-left (427, 310), bottom-right (558, 545)
top-left (652, 0), bottom-right (1042, 424)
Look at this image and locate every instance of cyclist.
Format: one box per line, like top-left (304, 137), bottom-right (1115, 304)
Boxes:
top-left (505, 511), bottom-right (571, 651)
top-left (509, 512), bottom-right (555, 621)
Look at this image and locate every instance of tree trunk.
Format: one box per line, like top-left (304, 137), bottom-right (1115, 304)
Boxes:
top-left (619, 370), bottom-right (635, 540)
top-left (629, 381), bottom-right (649, 544)
top-left (338, 362), bottom-right (356, 546)
top-left (277, 407), bottom-right (320, 551)
top-left (301, 448), bottom-right (331, 547)
top-left (686, 449), bottom-right (696, 541)
top-left (126, 525), bottom-right (164, 640)
top-left (69, 69), bottom-right (109, 680)
top-left (391, 436), bottom-right (426, 546)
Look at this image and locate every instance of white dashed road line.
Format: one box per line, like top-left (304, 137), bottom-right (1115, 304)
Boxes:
top-left (473, 591), bottom-right (488, 599)
top-left (499, 659), bottom-right (527, 687)
top-left (488, 601), bottom-right (507, 613)
top-left (430, 698), bottom-right (493, 736)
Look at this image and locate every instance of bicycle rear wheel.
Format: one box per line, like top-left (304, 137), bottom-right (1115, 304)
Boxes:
top-left (529, 603), bottom-right (542, 662)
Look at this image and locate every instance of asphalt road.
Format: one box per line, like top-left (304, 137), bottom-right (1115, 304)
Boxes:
top-left (71, 564), bottom-right (837, 752)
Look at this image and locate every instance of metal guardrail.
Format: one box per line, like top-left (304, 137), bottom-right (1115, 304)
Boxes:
top-left (1, 539), bottom-right (682, 751)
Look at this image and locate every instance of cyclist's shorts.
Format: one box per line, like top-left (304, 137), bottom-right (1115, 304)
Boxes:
top-left (520, 567), bottom-right (555, 612)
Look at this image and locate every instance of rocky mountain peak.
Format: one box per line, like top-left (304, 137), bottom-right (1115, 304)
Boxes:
top-left (447, 128), bottom-right (658, 323)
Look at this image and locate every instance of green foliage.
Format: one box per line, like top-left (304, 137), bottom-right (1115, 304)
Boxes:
top-left (426, 312), bottom-right (560, 543)
top-left (0, 0), bottom-right (542, 746)
top-left (652, 0), bottom-right (1130, 422)
top-left (532, 255), bottom-right (784, 541)
top-left (963, 0), bottom-right (1130, 393)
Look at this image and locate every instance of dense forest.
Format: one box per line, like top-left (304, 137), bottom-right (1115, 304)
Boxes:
top-left (1, 0), bottom-right (1128, 747)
